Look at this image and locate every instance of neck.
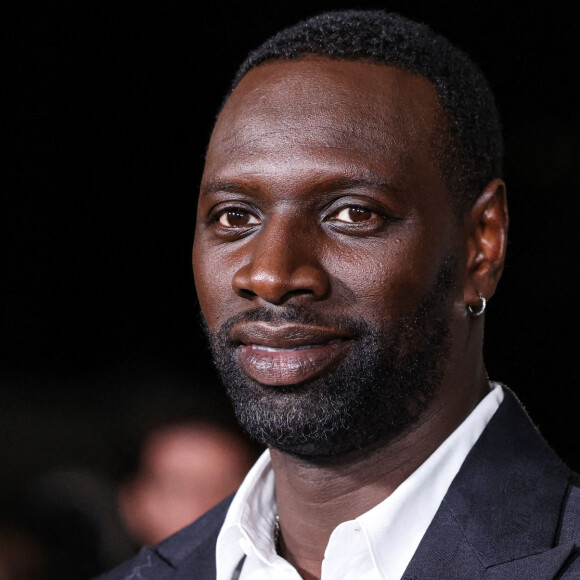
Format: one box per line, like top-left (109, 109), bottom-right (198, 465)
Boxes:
top-left (270, 364), bottom-right (489, 580)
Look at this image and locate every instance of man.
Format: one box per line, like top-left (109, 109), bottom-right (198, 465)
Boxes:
top-left (100, 10), bottom-right (580, 579)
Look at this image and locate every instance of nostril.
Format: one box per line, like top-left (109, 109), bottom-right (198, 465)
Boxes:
top-left (238, 288), bottom-right (257, 300)
top-left (285, 288), bottom-right (316, 299)
top-left (231, 245), bottom-right (330, 304)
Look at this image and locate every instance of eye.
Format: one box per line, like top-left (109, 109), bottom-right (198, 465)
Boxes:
top-left (217, 209), bottom-right (260, 228)
top-left (331, 206), bottom-right (376, 224)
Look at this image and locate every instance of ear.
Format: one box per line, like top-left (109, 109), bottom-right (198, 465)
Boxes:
top-left (463, 178), bottom-right (509, 308)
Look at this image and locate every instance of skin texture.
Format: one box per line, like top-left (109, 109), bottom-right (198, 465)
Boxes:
top-left (193, 56), bottom-right (508, 580)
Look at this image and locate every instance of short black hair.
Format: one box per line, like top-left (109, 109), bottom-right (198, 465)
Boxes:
top-left (228, 10), bottom-right (503, 215)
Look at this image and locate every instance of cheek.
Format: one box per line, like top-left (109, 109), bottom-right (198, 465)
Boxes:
top-left (326, 238), bottom-right (443, 321)
top-left (192, 238), bottom-right (240, 331)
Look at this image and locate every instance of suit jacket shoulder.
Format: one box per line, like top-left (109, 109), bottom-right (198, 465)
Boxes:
top-left (95, 496), bottom-right (231, 579)
top-left (555, 473), bottom-right (580, 577)
top-left (403, 388), bottom-right (580, 579)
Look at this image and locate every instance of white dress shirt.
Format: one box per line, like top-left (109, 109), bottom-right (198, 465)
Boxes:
top-left (216, 383), bottom-right (504, 580)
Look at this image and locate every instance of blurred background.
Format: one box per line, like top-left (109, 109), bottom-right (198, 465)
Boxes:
top-left (3, 0), bottom-right (579, 576)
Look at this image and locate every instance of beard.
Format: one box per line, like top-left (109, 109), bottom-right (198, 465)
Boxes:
top-left (206, 257), bottom-right (456, 459)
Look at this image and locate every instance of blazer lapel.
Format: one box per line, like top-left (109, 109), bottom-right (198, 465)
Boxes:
top-left (403, 389), bottom-right (573, 579)
top-left (153, 496), bottom-right (233, 579)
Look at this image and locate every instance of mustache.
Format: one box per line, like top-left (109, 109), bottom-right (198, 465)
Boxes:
top-left (202, 305), bottom-right (372, 343)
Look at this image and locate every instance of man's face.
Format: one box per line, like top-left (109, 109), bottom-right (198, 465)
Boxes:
top-left (193, 58), bottom-right (464, 457)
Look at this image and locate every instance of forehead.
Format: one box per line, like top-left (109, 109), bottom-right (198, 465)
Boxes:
top-left (204, 57), bottom-right (441, 186)
top-left (202, 57), bottom-right (439, 201)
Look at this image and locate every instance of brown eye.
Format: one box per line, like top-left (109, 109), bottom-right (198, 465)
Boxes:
top-left (333, 206), bottom-right (374, 223)
top-left (217, 209), bottom-right (260, 227)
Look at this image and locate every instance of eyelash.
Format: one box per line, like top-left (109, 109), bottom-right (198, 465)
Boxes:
top-left (219, 209), bottom-right (258, 227)
top-left (211, 207), bottom-right (260, 230)
top-left (328, 205), bottom-right (379, 224)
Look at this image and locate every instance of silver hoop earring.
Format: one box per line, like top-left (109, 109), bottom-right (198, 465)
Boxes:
top-left (467, 295), bottom-right (486, 317)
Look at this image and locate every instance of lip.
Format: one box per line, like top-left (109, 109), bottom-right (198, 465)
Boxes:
top-left (232, 323), bottom-right (353, 386)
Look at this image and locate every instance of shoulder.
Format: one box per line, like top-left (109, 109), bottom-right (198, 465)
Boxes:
top-left (553, 473), bottom-right (580, 577)
top-left (563, 472), bottom-right (580, 519)
top-left (404, 389), bottom-right (580, 578)
top-left (559, 472), bottom-right (580, 544)
top-left (95, 496), bottom-right (232, 579)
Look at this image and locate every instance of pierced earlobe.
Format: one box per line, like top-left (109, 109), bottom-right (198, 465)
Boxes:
top-left (463, 179), bottom-right (508, 308)
top-left (466, 293), bottom-right (486, 317)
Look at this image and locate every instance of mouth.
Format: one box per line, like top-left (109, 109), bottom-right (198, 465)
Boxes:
top-left (249, 337), bottom-right (345, 352)
top-left (232, 323), bottom-right (353, 386)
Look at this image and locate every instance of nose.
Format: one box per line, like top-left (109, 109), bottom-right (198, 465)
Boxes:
top-left (232, 218), bottom-right (330, 305)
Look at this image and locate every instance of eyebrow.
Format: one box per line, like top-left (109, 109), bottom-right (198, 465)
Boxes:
top-left (201, 174), bottom-right (401, 197)
top-left (320, 176), bottom-right (400, 193)
top-left (202, 181), bottom-right (253, 195)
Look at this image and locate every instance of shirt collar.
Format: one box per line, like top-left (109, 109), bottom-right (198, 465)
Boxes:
top-left (216, 383), bottom-right (504, 579)
top-left (351, 382), bottom-right (504, 579)
top-left (216, 449), bottom-right (279, 579)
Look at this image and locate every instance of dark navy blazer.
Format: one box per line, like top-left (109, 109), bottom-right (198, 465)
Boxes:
top-left (99, 390), bottom-right (580, 579)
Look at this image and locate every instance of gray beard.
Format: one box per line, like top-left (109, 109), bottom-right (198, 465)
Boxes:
top-left (206, 257), bottom-right (456, 459)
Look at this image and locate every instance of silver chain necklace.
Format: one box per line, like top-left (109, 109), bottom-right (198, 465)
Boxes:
top-left (274, 515), bottom-right (281, 553)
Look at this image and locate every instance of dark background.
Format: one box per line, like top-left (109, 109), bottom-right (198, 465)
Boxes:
top-left (3, 0), bottom-right (580, 493)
